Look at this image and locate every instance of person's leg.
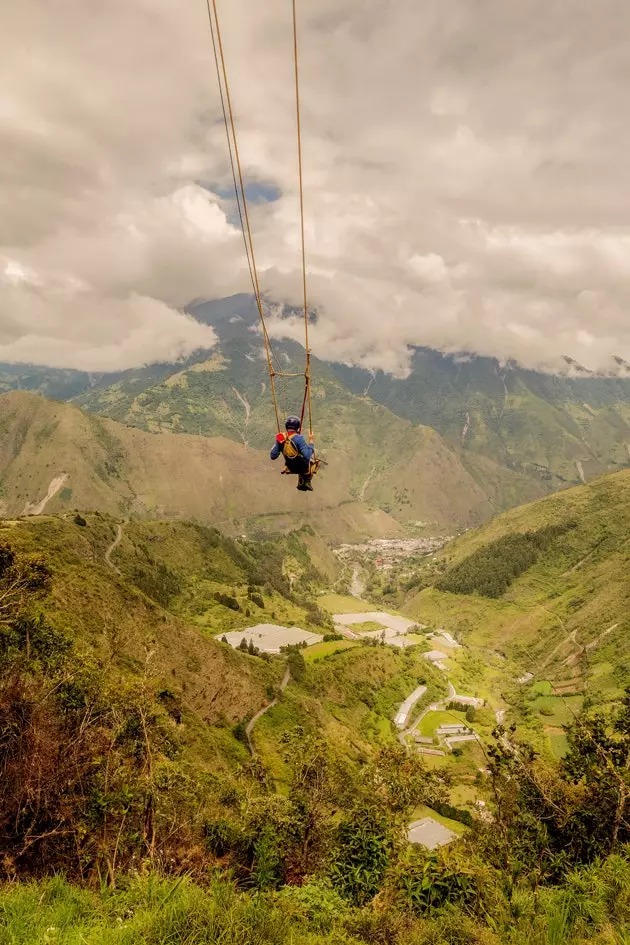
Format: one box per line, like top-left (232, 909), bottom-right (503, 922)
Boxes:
top-left (296, 460), bottom-right (311, 491)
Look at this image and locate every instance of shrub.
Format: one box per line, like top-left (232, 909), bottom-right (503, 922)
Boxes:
top-left (214, 592), bottom-right (240, 612)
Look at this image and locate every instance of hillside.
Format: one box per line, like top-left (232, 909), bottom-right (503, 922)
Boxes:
top-left (0, 389), bottom-right (543, 537)
top-left (0, 512), bottom-right (452, 882)
top-left (401, 468), bottom-right (630, 713)
top-left (0, 514), bottom-right (284, 728)
top-left (3, 295), bottom-right (630, 499)
top-left (0, 511), bottom-right (628, 945)
top-left (0, 390), bottom-right (400, 540)
top-left (333, 348), bottom-right (630, 486)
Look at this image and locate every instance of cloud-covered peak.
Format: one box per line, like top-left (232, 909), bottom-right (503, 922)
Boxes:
top-left (3, 0), bottom-right (630, 372)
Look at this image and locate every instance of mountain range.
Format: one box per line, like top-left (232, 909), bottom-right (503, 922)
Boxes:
top-left (2, 294), bottom-right (630, 536)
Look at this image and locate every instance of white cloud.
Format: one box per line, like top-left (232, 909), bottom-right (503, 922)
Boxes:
top-left (3, 0), bottom-right (630, 372)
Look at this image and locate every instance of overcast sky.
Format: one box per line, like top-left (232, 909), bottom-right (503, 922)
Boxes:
top-left (2, 0), bottom-right (630, 373)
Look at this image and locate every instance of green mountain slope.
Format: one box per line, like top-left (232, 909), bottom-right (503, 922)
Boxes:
top-left (0, 390), bottom-right (403, 540)
top-left (0, 388), bottom-right (544, 537)
top-left (403, 468), bottom-right (630, 708)
top-left (333, 349), bottom-right (630, 485)
top-left (71, 299), bottom-right (547, 527)
top-left (1, 511), bottom-right (629, 945)
top-left (0, 512), bottom-right (447, 881)
top-left (3, 295), bottom-right (630, 499)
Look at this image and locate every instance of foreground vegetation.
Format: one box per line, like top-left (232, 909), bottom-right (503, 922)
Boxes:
top-left (1, 852), bottom-right (630, 945)
top-left (1, 492), bottom-right (630, 943)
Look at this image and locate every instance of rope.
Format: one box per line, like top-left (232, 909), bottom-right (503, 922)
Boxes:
top-left (292, 0), bottom-right (313, 438)
top-left (206, 0), bottom-right (282, 431)
top-left (205, 0), bottom-right (314, 439)
top-left (205, 0), bottom-right (256, 310)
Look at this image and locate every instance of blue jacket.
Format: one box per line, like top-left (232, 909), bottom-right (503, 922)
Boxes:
top-left (270, 433), bottom-right (314, 470)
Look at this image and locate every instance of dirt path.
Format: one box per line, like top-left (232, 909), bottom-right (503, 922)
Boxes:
top-left (22, 473), bottom-right (68, 516)
top-left (105, 524), bottom-right (123, 576)
top-left (461, 411), bottom-right (470, 446)
top-left (359, 466), bottom-right (376, 502)
top-left (350, 566), bottom-right (365, 598)
top-left (246, 664), bottom-right (291, 755)
top-left (563, 622), bottom-right (619, 666)
top-left (539, 609), bottom-right (574, 670)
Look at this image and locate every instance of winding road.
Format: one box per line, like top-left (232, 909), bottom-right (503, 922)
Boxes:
top-left (246, 664), bottom-right (291, 755)
top-left (105, 524), bottom-right (123, 576)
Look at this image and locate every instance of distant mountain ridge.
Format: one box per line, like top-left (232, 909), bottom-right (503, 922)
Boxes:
top-left (0, 388), bottom-right (539, 539)
top-left (1, 293), bottom-right (630, 509)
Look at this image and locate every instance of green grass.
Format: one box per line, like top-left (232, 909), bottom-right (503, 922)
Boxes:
top-left (404, 632), bottom-right (431, 644)
top-left (2, 863), bottom-right (630, 945)
top-left (347, 620), bottom-right (387, 633)
top-left (529, 695), bottom-right (583, 726)
top-left (0, 874), bottom-right (316, 945)
top-left (411, 804), bottom-right (468, 836)
top-left (547, 730), bottom-right (570, 759)
top-left (418, 709), bottom-right (468, 739)
top-left (318, 593), bottom-right (373, 614)
top-left (450, 783), bottom-right (481, 807)
top-left (304, 640), bottom-right (359, 661)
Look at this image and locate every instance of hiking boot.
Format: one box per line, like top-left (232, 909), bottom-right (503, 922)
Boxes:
top-left (303, 479), bottom-right (314, 491)
top-left (297, 483), bottom-right (309, 492)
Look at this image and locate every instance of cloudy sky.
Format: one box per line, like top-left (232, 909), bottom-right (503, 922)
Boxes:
top-left (2, 0), bottom-right (630, 373)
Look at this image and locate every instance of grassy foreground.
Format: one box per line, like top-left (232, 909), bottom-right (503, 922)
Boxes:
top-left (1, 862), bottom-right (630, 945)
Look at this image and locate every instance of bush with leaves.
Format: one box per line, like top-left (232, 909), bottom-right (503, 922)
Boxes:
top-left (214, 592), bottom-right (240, 611)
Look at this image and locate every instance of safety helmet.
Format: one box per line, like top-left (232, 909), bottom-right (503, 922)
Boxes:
top-left (285, 416), bottom-right (301, 432)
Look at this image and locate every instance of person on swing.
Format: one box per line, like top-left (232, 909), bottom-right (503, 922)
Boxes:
top-left (270, 416), bottom-right (316, 492)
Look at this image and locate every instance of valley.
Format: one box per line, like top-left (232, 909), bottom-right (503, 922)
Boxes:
top-left (0, 466), bottom-right (629, 943)
top-left (0, 347), bottom-right (629, 945)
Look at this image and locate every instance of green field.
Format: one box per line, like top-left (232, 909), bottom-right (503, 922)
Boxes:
top-left (411, 803), bottom-right (468, 836)
top-left (529, 694), bottom-right (583, 726)
top-left (348, 620), bottom-right (387, 633)
top-left (304, 640), bottom-right (359, 661)
top-left (417, 709), bottom-right (468, 739)
top-left (547, 729), bottom-right (570, 759)
top-left (318, 593), bottom-right (374, 614)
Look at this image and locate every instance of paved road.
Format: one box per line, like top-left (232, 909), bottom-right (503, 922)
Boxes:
top-left (246, 665), bottom-right (291, 755)
top-left (104, 524), bottom-right (123, 576)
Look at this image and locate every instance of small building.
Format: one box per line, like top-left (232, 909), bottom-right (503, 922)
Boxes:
top-left (423, 649), bottom-right (448, 663)
top-left (449, 694), bottom-right (484, 708)
top-left (436, 724), bottom-right (471, 736)
top-left (444, 734), bottom-right (478, 749)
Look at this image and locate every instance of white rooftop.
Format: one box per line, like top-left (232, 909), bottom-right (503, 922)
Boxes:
top-left (408, 817), bottom-right (458, 850)
top-left (424, 650), bottom-right (448, 662)
top-left (223, 624), bottom-right (322, 654)
top-left (394, 685), bottom-right (427, 729)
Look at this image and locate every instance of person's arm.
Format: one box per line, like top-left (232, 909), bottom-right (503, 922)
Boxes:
top-left (270, 437), bottom-right (283, 460)
top-left (295, 434), bottom-right (314, 461)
